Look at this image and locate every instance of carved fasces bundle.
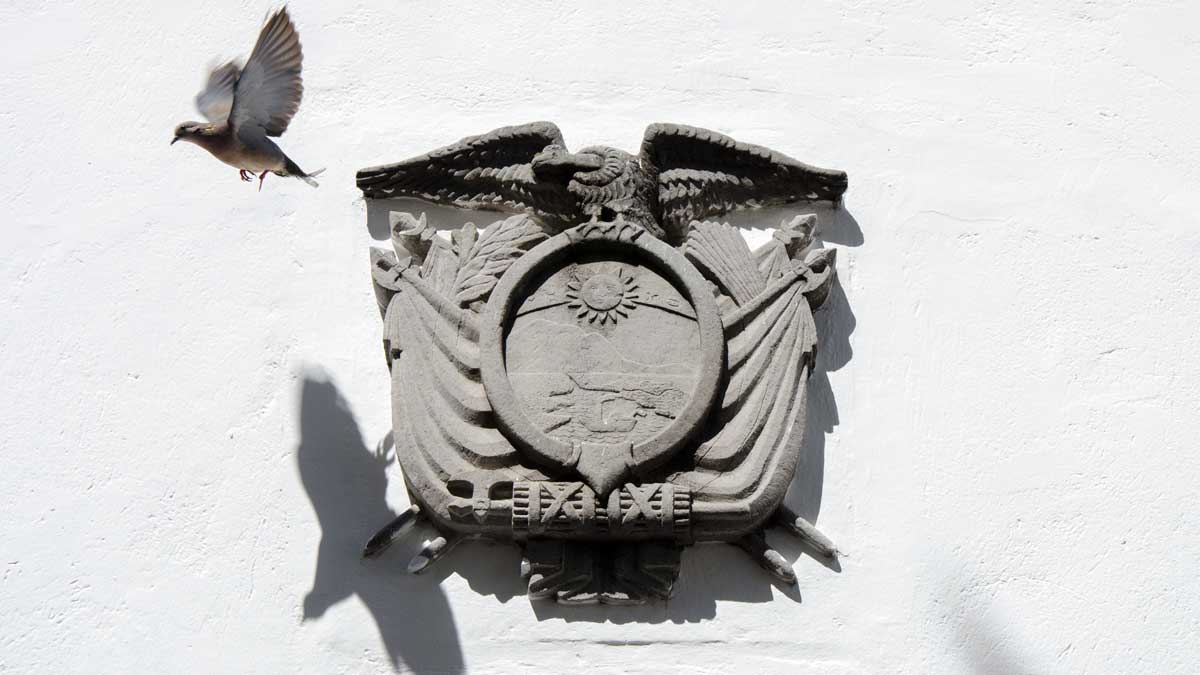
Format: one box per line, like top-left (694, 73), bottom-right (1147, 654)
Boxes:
top-left (510, 481), bottom-right (692, 541)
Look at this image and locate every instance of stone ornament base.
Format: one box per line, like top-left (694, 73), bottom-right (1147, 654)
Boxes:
top-left (357, 122), bottom-right (846, 604)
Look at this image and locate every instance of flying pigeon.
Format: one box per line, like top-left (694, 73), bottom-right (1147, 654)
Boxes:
top-left (172, 7), bottom-right (322, 190)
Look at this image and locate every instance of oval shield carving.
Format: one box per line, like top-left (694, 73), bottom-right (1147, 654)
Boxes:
top-left (508, 259), bottom-right (699, 445)
top-left (480, 222), bottom-right (724, 496)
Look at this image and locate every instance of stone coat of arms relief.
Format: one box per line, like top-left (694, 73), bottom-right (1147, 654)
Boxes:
top-left (357, 122), bottom-right (846, 604)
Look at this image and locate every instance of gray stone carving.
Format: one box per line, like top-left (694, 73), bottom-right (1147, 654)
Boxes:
top-left (358, 121), bottom-right (846, 243)
top-left (358, 122), bottom-right (846, 604)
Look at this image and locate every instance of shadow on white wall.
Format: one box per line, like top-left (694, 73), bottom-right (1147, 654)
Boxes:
top-left (296, 375), bottom-right (468, 672)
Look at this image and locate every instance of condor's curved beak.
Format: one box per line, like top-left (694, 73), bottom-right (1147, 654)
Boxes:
top-left (530, 146), bottom-right (602, 179)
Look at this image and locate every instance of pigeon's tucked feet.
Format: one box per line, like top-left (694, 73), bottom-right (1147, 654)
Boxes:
top-left (239, 169), bottom-right (254, 182)
top-left (258, 171), bottom-right (269, 191)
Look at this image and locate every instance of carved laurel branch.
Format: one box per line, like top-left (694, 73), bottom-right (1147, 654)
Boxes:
top-left (452, 214), bottom-right (548, 306)
top-left (378, 211), bottom-right (548, 309)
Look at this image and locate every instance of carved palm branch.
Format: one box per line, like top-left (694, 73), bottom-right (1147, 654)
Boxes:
top-left (356, 122), bottom-right (582, 229)
top-left (453, 214), bottom-right (548, 306)
top-left (673, 222), bottom-right (835, 540)
top-left (641, 123), bottom-right (848, 235)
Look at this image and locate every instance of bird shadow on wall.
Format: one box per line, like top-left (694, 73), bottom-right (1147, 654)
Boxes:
top-left (297, 373), bottom-right (469, 673)
top-left (940, 562), bottom-right (1053, 674)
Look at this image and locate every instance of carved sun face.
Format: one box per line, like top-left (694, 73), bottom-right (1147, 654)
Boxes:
top-left (566, 265), bottom-right (640, 324)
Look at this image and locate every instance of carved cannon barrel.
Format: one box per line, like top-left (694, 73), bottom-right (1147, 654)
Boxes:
top-left (511, 481), bottom-right (691, 542)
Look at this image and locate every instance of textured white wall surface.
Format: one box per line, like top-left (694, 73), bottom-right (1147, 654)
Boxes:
top-left (4, 1), bottom-right (1199, 673)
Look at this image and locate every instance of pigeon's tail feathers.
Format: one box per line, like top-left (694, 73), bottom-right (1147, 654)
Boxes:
top-left (298, 168), bottom-right (324, 187)
top-left (284, 155), bottom-right (323, 187)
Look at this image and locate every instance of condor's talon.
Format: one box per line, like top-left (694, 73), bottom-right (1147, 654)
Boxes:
top-left (239, 169), bottom-right (254, 182)
top-left (774, 506), bottom-right (839, 560)
top-left (528, 570), bottom-right (592, 600)
top-left (523, 541), bottom-right (594, 600)
top-left (736, 530), bottom-right (796, 586)
top-left (556, 589), bottom-right (599, 605)
top-left (609, 543), bottom-right (678, 602)
top-left (361, 504), bottom-right (422, 559)
top-left (526, 552), bottom-right (592, 598)
top-left (407, 534), bottom-right (460, 574)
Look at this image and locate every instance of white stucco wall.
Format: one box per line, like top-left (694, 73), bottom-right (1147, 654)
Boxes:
top-left (4, 1), bottom-right (1199, 672)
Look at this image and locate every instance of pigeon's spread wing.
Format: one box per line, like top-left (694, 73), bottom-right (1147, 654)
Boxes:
top-left (641, 123), bottom-right (848, 233)
top-left (194, 60), bottom-right (241, 123)
top-left (230, 7), bottom-right (303, 137)
top-left (356, 122), bottom-right (580, 228)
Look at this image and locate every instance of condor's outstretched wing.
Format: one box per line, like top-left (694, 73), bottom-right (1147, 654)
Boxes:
top-left (357, 122), bottom-right (581, 229)
top-left (641, 123), bottom-right (847, 236)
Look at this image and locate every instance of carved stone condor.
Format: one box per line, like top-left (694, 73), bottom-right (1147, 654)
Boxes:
top-left (356, 122), bottom-right (847, 243)
top-left (356, 122), bottom-right (848, 605)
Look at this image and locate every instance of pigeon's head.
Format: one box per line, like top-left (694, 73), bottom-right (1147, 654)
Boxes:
top-left (171, 121), bottom-right (212, 145)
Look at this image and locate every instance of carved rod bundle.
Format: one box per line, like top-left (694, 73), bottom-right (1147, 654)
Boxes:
top-left (503, 481), bottom-right (692, 542)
